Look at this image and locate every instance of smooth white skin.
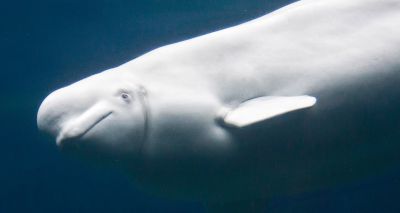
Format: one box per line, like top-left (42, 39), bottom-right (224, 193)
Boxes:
top-left (37, 71), bottom-right (148, 161)
top-left (37, 0), bottom-right (400, 203)
top-left (222, 96), bottom-right (317, 127)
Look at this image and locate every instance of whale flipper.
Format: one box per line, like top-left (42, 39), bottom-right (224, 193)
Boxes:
top-left (221, 96), bottom-right (317, 128)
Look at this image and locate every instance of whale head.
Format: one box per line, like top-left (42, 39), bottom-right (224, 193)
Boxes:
top-left (37, 70), bottom-right (148, 162)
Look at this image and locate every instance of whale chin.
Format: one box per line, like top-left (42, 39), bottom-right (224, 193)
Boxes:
top-left (55, 111), bottom-right (113, 147)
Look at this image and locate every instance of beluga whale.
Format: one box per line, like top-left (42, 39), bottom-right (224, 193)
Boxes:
top-left (37, 0), bottom-right (400, 212)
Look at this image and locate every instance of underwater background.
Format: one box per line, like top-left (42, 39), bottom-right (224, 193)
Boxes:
top-left (2, 0), bottom-right (400, 212)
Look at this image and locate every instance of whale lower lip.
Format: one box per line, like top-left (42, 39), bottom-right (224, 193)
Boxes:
top-left (56, 103), bottom-right (113, 146)
top-left (57, 111), bottom-right (112, 146)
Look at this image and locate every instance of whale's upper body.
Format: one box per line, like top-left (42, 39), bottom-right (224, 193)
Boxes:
top-left (124, 0), bottom-right (400, 101)
top-left (37, 0), bottom-right (400, 211)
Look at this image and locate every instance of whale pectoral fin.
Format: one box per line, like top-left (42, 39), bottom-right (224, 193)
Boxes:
top-left (219, 95), bottom-right (316, 128)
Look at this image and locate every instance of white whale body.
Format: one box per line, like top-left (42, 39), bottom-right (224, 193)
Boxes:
top-left (37, 0), bottom-right (400, 212)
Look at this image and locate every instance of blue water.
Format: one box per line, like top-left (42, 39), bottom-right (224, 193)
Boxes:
top-left (2, 0), bottom-right (400, 212)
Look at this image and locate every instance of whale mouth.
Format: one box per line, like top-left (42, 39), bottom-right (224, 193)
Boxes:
top-left (56, 103), bottom-right (113, 146)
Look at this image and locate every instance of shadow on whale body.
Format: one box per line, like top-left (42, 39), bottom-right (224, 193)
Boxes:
top-left (37, 0), bottom-right (400, 212)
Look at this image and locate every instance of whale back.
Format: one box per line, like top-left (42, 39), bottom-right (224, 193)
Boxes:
top-left (117, 0), bottom-right (400, 201)
top-left (122, 0), bottom-right (400, 102)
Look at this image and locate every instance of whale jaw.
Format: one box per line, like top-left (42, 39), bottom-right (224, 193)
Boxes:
top-left (56, 106), bottom-right (113, 147)
top-left (37, 94), bottom-right (113, 147)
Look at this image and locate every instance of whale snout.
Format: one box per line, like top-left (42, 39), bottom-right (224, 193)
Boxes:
top-left (37, 86), bottom-right (106, 146)
top-left (37, 89), bottom-right (68, 137)
top-left (55, 103), bottom-right (113, 146)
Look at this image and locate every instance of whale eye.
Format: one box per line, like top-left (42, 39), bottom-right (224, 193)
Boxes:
top-left (120, 93), bottom-right (131, 102)
top-left (121, 93), bottom-right (129, 99)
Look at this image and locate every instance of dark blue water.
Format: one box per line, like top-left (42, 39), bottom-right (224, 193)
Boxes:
top-left (2, 0), bottom-right (400, 212)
